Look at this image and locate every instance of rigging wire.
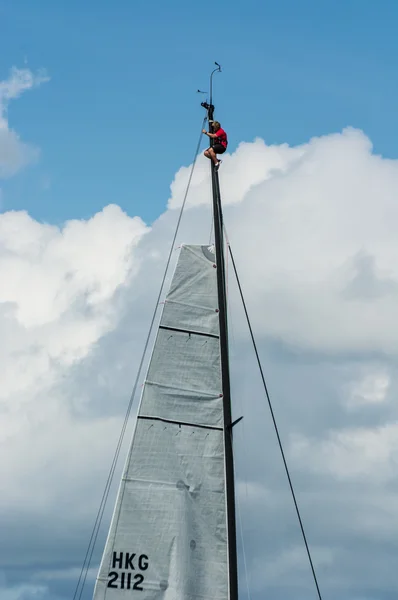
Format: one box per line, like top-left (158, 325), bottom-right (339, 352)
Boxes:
top-left (225, 232), bottom-right (324, 600)
top-left (230, 429), bottom-right (252, 600)
top-left (71, 115), bottom-right (207, 600)
top-left (226, 254), bottom-right (251, 600)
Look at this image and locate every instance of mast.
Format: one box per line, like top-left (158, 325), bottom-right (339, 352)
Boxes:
top-left (202, 64), bottom-right (239, 600)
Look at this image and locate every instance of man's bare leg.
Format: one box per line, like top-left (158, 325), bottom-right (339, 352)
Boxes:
top-left (207, 147), bottom-right (219, 165)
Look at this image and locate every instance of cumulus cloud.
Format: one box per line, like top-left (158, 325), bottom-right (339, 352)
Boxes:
top-left (172, 128), bottom-right (398, 356)
top-left (0, 67), bottom-right (49, 178)
top-left (3, 127), bottom-right (398, 599)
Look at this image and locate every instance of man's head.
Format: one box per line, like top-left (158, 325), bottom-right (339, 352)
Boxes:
top-left (212, 121), bottom-right (221, 130)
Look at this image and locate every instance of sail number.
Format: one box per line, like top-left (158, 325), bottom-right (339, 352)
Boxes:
top-left (107, 552), bottom-right (149, 591)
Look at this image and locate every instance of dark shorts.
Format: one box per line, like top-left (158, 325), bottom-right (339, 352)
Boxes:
top-left (212, 144), bottom-right (226, 155)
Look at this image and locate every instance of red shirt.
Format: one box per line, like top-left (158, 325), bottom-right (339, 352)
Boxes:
top-left (214, 127), bottom-right (228, 148)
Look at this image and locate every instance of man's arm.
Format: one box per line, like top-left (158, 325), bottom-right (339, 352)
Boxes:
top-left (202, 129), bottom-right (218, 139)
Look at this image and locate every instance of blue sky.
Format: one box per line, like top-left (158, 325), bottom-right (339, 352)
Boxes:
top-left (2, 0), bottom-right (398, 225)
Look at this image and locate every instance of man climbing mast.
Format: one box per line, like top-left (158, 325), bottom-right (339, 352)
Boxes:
top-left (203, 120), bottom-right (228, 170)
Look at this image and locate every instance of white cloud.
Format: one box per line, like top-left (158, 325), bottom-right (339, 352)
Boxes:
top-left (291, 423), bottom-right (398, 482)
top-left (0, 204), bottom-right (148, 522)
top-left (3, 126), bottom-right (398, 598)
top-left (0, 67), bottom-right (49, 128)
top-left (0, 204), bottom-right (147, 393)
top-left (0, 67), bottom-right (49, 178)
top-left (346, 368), bottom-right (390, 408)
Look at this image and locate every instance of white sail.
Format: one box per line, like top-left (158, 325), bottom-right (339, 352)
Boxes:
top-left (93, 244), bottom-right (228, 600)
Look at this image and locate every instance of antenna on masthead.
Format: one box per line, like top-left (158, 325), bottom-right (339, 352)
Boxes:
top-left (200, 62), bottom-right (221, 125)
top-left (209, 61), bottom-right (221, 107)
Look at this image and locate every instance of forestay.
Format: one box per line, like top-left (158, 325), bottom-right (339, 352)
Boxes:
top-left (93, 244), bottom-right (228, 600)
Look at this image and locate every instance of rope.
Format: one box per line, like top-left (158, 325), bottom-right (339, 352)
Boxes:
top-left (225, 233), bottom-right (324, 600)
top-left (72, 116), bottom-right (207, 600)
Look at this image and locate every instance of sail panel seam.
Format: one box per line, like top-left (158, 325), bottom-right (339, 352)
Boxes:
top-left (138, 415), bottom-right (223, 431)
top-left (159, 325), bottom-right (219, 339)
